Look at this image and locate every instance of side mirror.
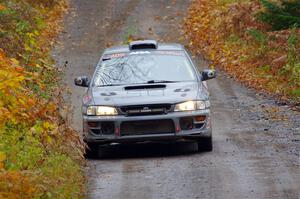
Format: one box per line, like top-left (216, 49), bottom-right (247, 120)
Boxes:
top-left (201, 69), bottom-right (216, 81)
top-left (74, 76), bottom-right (89, 87)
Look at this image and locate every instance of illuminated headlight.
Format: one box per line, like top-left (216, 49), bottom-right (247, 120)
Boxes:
top-left (174, 100), bottom-right (209, 112)
top-left (86, 106), bottom-right (118, 116)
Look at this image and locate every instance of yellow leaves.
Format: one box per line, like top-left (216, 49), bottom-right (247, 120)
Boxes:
top-left (43, 121), bottom-right (54, 131)
top-left (0, 49), bottom-right (48, 126)
top-left (0, 151), bottom-right (6, 169)
top-left (0, 55), bottom-right (33, 126)
top-left (0, 68), bottom-right (25, 91)
top-left (10, 58), bottom-right (19, 66)
top-left (0, 1), bottom-right (84, 197)
top-left (0, 152), bottom-right (6, 162)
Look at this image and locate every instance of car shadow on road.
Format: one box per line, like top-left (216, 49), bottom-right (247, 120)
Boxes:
top-left (89, 141), bottom-right (207, 160)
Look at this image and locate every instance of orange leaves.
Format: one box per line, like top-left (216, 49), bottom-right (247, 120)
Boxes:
top-left (0, 49), bottom-right (51, 126)
top-left (0, 4), bottom-right (6, 11)
top-left (0, 53), bottom-right (29, 126)
top-left (0, 49), bottom-right (5, 60)
top-left (185, 0), bottom-right (300, 102)
top-left (0, 171), bottom-right (37, 198)
top-left (15, 66), bottom-right (24, 73)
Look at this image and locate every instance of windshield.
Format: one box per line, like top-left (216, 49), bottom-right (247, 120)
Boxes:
top-left (93, 51), bottom-right (197, 86)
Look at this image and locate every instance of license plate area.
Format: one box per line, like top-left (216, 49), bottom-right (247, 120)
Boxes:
top-left (120, 119), bottom-right (175, 136)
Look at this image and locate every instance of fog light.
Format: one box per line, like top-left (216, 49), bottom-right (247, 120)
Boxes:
top-left (180, 117), bottom-right (193, 130)
top-left (101, 122), bottom-right (115, 135)
top-left (195, 115), bottom-right (206, 122)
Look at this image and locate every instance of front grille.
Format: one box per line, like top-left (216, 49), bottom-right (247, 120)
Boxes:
top-left (120, 104), bottom-right (172, 116)
top-left (120, 119), bottom-right (175, 136)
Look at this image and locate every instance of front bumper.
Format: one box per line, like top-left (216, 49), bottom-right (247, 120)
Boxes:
top-left (83, 109), bottom-right (212, 144)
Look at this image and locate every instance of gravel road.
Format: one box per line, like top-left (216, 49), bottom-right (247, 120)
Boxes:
top-left (53, 0), bottom-right (300, 198)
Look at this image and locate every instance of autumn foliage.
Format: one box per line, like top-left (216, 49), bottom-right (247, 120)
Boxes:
top-left (185, 0), bottom-right (300, 102)
top-left (0, 0), bottom-right (84, 198)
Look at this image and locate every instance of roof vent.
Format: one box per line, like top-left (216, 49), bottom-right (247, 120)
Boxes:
top-left (129, 40), bottom-right (158, 50)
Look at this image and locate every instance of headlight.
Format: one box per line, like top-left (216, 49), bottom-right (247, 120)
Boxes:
top-left (86, 106), bottom-right (118, 116)
top-left (174, 100), bottom-right (209, 112)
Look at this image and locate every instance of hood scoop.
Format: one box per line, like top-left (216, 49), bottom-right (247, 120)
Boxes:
top-left (124, 84), bottom-right (166, 90)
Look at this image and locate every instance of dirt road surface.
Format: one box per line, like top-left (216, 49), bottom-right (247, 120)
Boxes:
top-left (53, 0), bottom-right (300, 198)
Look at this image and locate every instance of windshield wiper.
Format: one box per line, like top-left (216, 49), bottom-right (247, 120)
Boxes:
top-left (146, 80), bottom-right (179, 84)
top-left (97, 81), bottom-right (178, 87)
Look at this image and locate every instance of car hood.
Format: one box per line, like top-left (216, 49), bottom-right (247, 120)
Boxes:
top-left (91, 82), bottom-right (206, 106)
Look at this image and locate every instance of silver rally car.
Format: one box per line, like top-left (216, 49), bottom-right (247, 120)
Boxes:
top-left (74, 40), bottom-right (216, 157)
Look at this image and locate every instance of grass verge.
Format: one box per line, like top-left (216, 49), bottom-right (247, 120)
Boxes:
top-left (0, 0), bottom-right (85, 198)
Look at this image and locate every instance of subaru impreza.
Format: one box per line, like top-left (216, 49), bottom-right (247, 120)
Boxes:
top-left (74, 40), bottom-right (216, 157)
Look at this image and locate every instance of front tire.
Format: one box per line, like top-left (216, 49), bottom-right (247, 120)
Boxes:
top-left (196, 136), bottom-right (212, 152)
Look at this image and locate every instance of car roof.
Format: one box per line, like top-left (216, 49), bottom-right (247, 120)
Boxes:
top-left (103, 41), bottom-right (185, 55)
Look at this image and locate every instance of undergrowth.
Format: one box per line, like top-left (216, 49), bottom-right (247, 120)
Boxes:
top-left (185, 0), bottom-right (300, 102)
top-left (0, 0), bottom-right (85, 198)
